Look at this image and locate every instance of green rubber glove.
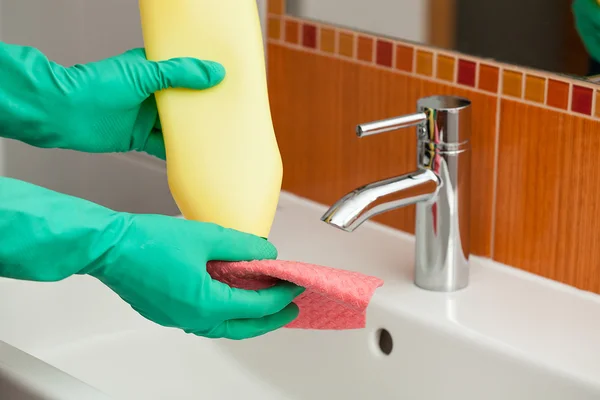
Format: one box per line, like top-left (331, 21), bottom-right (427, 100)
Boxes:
top-left (0, 41), bottom-right (225, 160)
top-left (573, 0), bottom-right (600, 62)
top-left (0, 177), bottom-right (304, 340)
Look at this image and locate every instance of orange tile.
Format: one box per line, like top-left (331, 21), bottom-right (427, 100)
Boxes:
top-left (320, 28), bottom-right (335, 53)
top-left (524, 75), bottom-right (545, 103)
top-left (436, 55), bottom-right (455, 82)
top-left (268, 0), bottom-right (284, 14)
top-left (284, 19), bottom-right (299, 44)
top-left (357, 36), bottom-right (374, 62)
top-left (495, 99), bottom-right (600, 293)
top-left (595, 91), bottom-right (600, 118)
top-left (395, 44), bottom-right (414, 72)
top-left (267, 17), bottom-right (281, 40)
top-left (415, 50), bottom-right (433, 76)
top-left (546, 79), bottom-right (570, 110)
top-left (478, 64), bottom-right (499, 93)
top-left (338, 31), bottom-right (354, 58)
top-left (502, 70), bottom-right (523, 98)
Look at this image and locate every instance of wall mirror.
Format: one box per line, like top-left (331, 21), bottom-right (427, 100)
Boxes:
top-left (286, 0), bottom-right (600, 84)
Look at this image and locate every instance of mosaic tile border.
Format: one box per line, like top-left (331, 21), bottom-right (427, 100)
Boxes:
top-left (266, 11), bottom-right (600, 121)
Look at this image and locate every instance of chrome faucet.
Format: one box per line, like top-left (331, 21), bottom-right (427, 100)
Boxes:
top-left (321, 95), bottom-right (472, 292)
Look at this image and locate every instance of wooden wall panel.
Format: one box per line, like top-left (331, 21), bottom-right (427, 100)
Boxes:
top-left (494, 100), bottom-right (600, 292)
top-left (267, 44), bottom-right (497, 257)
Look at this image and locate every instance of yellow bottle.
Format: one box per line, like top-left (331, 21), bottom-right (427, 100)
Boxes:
top-left (138, 0), bottom-right (282, 238)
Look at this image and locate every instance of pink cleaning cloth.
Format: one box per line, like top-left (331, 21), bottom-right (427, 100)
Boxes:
top-left (207, 260), bottom-right (384, 330)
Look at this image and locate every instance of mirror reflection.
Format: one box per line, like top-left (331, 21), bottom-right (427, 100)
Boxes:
top-left (286, 0), bottom-right (600, 83)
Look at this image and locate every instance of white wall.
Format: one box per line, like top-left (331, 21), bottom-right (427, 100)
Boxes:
top-left (287, 0), bottom-right (428, 43)
top-left (0, 0), bottom-right (268, 213)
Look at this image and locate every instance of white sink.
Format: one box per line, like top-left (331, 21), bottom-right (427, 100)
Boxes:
top-left (1, 192), bottom-right (600, 399)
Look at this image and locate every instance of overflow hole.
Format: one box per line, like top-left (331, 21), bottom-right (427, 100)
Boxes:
top-left (376, 328), bottom-right (393, 355)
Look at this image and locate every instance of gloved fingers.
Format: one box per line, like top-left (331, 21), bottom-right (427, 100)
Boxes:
top-left (128, 280), bottom-right (303, 337)
top-left (155, 57), bottom-right (226, 92)
top-left (210, 279), bottom-right (305, 320)
top-left (203, 302), bottom-right (300, 340)
top-left (122, 47), bottom-right (225, 97)
top-left (198, 222), bottom-right (278, 261)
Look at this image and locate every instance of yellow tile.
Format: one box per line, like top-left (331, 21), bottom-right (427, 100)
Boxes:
top-left (502, 70), bottom-right (523, 98)
top-left (416, 50), bottom-right (433, 77)
top-left (436, 55), bottom-right (455, 82)
top-left (338, 31), bottom-right (354, 58)
top-left (524, 75), bottom-right (545, 103)
top-left (320, 28), bottom-right (335, 53)
top-left (267, 17), bottom-right (281, 40)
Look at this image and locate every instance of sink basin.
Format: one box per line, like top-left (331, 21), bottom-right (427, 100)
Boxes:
top-left (1, 192), bottom-right (600, 399)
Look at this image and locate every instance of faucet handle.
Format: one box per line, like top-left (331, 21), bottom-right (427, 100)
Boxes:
top-left (356, 112), bottom-right (427, 137)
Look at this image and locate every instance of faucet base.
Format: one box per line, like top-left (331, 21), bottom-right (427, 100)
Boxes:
top-left (413, 272), bottom-right (470, 292)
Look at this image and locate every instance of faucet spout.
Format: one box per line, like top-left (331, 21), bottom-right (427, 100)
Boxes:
top-left (321, 169), bottom-right (440, 232)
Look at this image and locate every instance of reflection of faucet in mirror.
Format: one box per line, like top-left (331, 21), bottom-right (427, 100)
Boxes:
top-left (321, 95), bottom-right (472, 292)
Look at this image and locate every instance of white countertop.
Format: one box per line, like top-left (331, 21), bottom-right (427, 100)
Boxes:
top-left (1, 191), bottom-right (599, 399)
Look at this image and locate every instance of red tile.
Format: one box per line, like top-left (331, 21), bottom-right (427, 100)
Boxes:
top-left (458, 59), bottom-right (476, 87)
top-left (571, 85), bottom-right (593, 115)
top-left (376, 40), bottom-right (393, 67)
top-left (302, 24), bottom-right (317, 49)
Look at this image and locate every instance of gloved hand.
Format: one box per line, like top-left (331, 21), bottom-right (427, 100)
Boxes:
top-left (0, 41), bottom-right (225, 160)
top-left (573, 0), bottom-right (600, 62)
top-left (0, 177), bottom-right (304, 339)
